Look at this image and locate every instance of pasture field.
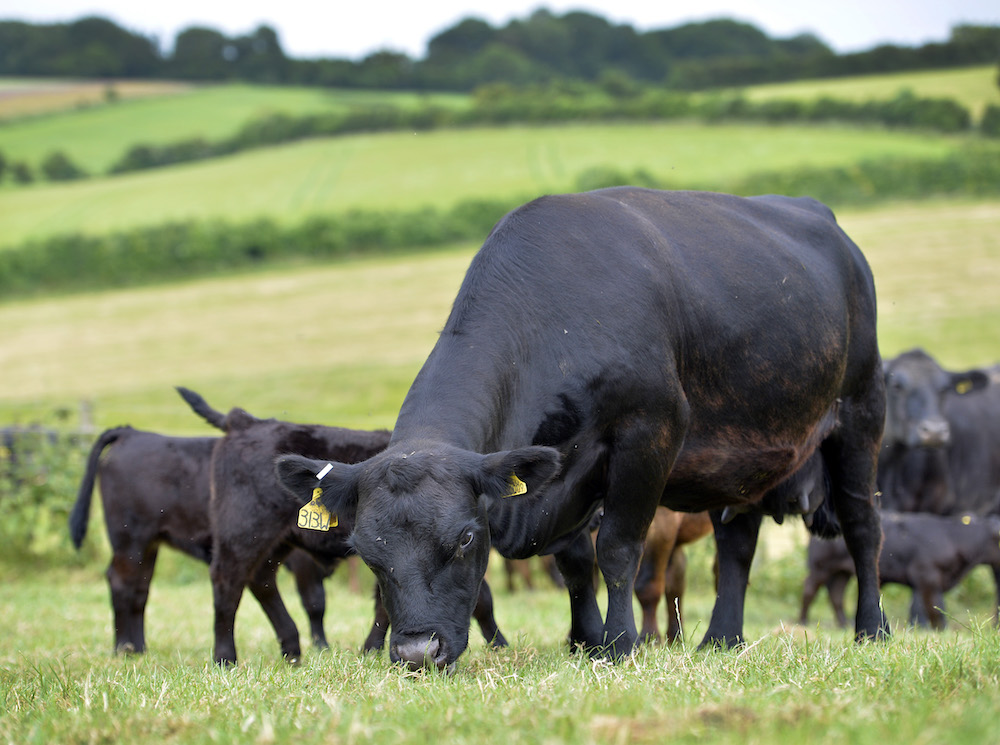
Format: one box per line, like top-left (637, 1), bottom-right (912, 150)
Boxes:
top-left (0, 77), bottom-right (192, 120)
top-left (743, 64), bottom-right (1000, 120)
top-left (3, 540), bottom-right (1000, 745)
top-left (0, 80), bottom-right (469, 173)
top-left (1, 198), bottom-right (997, 434)
top-left (0, 122), bottom-right (971, 248)
top-left (0, 64), bottom-right (994, 175)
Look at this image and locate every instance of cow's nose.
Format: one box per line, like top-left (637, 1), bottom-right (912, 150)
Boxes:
top-left (392, 635), bottom-right (446, 672)
top-left (915, 418), bottom-right (951, 447)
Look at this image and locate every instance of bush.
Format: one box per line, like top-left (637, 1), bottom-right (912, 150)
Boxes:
top-left (981, 104), bottom-right (1000, 138)
top-left (0, 428), bottom-right (95, 565)
top-left (3, 146), bottom-right (999, 299)
top-left (40, 150), bottom-right (87, 181)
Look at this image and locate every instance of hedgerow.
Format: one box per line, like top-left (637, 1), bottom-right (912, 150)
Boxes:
top-left (3, 146), bottom-right (999, 298)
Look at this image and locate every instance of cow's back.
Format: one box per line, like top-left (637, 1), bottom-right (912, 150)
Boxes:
top-left (98, 431), bottom-right (217, 554)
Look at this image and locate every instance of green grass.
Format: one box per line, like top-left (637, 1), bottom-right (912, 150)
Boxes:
top-left (1, 199), bottom-right (997, 435)
top-left (3, 538), bottom-right (1000, 745)
top-left (0, 81), bottom-right (469, 174)
top-left (0, 122), bottom-right (970, 248)
top-left (742, 64), bottom-right (1000, 120)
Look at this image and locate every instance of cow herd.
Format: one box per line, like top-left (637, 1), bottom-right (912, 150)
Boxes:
top-left (56, 187), bottom-right (999, 672)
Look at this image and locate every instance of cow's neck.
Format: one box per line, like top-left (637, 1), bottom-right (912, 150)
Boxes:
top-left (392, 329), bottom-right (532, 451)
top-left (391, 331), bottom-right (599, 557)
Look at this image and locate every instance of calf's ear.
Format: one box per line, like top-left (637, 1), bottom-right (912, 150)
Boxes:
top-left (275, 454), bottom-right (360, 514)
top-left (474, 446), bottom-right (561, 502)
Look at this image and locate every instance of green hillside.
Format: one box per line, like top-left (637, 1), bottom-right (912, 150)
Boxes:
top-left (0, 81), bottom-right (468, 173)
top-left (743, 64), bottom-right (999, 120)
top-left (0, 123), bottom-right (970, 248)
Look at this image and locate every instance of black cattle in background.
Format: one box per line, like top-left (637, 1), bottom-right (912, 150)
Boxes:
top-left (277, 187), bottom-right (887, 672)
top-left (175, 387), bottom-right (509, 667)
top-left (800, 511), bottom-right (1000, 629)
top-left (878, 348), bottom-right (995, 515)
top-left (68, 422), bottom-right (339, 655)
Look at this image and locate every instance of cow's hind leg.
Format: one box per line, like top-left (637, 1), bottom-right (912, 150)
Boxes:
top-left (699, 509), bottom-right (762, 649)
top-left (823, 380), bottom-right (889, 641)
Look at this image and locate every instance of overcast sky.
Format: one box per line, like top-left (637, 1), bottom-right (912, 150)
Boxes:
top-left (2, 0), bottom-right (998, 59)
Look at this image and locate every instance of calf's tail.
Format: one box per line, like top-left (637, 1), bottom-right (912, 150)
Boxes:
top-left (68, 427), bottom-right (130, 549)
top-left (175, 386), bottom-right (228, 431)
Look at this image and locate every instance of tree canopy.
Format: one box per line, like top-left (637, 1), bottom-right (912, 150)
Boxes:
top-left (0, 10), bottom-right (997, 90)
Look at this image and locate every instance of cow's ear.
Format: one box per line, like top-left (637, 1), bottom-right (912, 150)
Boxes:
top-left (475, 446), bottom-right (561, 502)
top-left (950, 369), bottom-right (990, 396)
top-left (275, 454), bottom-right (360, 514)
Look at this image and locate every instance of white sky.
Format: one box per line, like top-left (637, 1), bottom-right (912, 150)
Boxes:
top-left (1, 0), bottom-right (998, 60)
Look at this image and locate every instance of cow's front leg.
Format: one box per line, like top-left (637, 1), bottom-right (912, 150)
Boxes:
top-left (595, 521), bottom-right (645, 660)
top-left (700, 508), bottom-right (762, 649)
top-left (553, 530), bottom-right (604, 652)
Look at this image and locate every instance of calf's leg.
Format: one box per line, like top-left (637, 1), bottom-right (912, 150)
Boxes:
top-left (106, 540), bottom-right (158, 655)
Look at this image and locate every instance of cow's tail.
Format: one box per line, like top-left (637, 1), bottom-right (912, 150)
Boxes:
top-left (68, 427), bottom-right (131, 549)
top-left (175, 386), bottom-right (228, 431)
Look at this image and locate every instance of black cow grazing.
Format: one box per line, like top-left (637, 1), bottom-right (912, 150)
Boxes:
top-left (800, 512), bottom-right (1000, 629)
top-left (68, 424), bottom-right (338, 655)
top-left (176, 388), bottom-right (510, 667)
top-left (878, 349), bottom-right (992, 514)
top-left (276, 187), bottom-right (887, 672)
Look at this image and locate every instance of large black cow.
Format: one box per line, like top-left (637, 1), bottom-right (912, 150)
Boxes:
top-left (878, 349), bottom-right (993, 514)
top-left (277, 187), bottom-right (887, 672)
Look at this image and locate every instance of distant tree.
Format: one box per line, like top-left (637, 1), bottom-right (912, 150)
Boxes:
top-left (11, 162), bottom-right (34, 184)
top-left (426, 17), bottom-right (495, 62)
top-left (229, 25), bottom-right (289, 83)
top-left (169, 26), bottom-right (233, 79)
top-left (354, 51), bottom-right (415, 89)
top-left (64, 16), bottom-right (160, 76)
top-left (0, 17), bottom-right (159, 76)
top-left (41, 151), bottom-right (87, 181)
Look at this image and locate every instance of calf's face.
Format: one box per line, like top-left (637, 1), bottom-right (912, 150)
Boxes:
top-left (276, 443), bottom-right (560, 672)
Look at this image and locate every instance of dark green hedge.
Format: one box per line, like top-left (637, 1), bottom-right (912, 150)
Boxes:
top-left (3, 145), bottom-right (999, 299)
top-left (102, 89), bottom-right (989, 178)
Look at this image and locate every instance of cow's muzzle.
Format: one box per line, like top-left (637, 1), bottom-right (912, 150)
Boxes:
top-left (912, 418), bottom-right (951, 448)
top-left (391, 634), bottom-right (454, 674)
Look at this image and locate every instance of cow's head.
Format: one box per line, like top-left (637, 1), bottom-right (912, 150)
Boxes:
top-left (883, 349), bottom-right (989, 449)
top-left (276, 442), bottom-right (560, 672)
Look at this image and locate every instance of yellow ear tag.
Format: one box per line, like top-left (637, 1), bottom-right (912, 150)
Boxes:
top-left (298, 487), bottom-right (337, 531)
top-left (962, 515), bottom-right (972, 525)
top-left (502, 472), bottom-right (528, 498)
top-left (956, 380), bottom-right (973, 395)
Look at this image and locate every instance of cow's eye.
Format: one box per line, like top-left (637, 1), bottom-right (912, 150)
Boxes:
top-left (453, 529), bottom-right (476, 558)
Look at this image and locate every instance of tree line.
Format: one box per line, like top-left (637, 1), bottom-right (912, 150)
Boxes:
top-left (1, 10), bottom-right (998, 91)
